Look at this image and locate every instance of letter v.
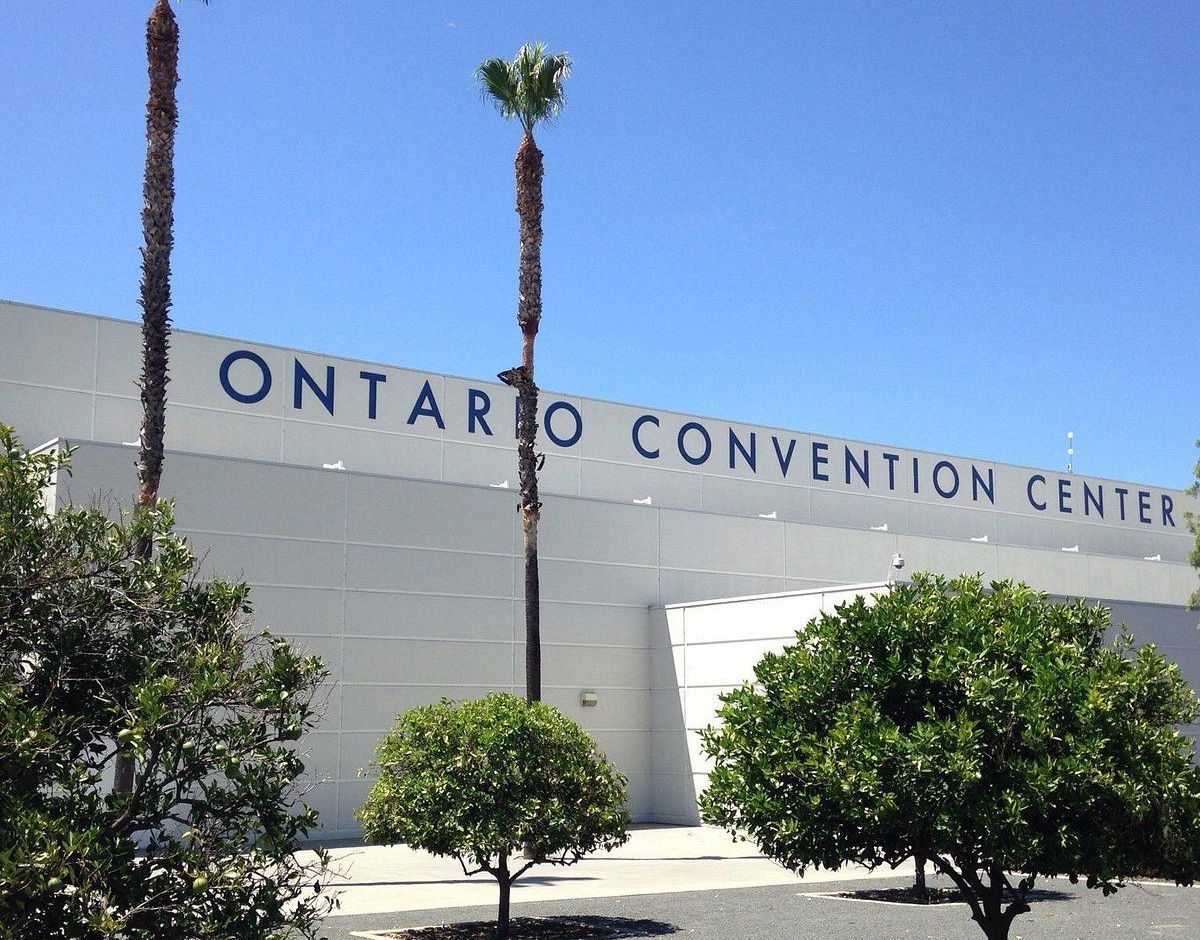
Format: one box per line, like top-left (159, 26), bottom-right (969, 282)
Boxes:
top-left (772, 436), bottom-right (797, 478)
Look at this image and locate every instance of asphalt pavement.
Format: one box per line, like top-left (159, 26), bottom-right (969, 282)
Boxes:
top-left (320, 875), bottom-right (1199, 940)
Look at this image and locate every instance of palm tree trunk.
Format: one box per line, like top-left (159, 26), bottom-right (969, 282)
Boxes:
top-left (512, 130), bottom-right (543, 703)
top-left (116, 0), bottom-right (178, 798)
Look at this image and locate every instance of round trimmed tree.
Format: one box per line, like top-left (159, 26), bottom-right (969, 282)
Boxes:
top-left (700, 573), bottom-right (1200, 940)
top-left (357, 694), bottom-right (629, 936)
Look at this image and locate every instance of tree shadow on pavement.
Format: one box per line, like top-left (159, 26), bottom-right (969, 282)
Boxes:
top-left (380, 915), bottom-right (678, 938)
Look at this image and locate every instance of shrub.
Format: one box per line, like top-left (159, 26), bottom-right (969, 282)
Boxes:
top-left (0, 427), bottom-right (333, 939)
top-left (700, 573), bottom-right (1200, 940)
top-left (358, 693), bottom-right (629, 936)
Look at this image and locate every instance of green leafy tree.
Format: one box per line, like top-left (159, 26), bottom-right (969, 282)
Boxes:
top-left (0, 427), bottom-right (333, 939)
top-left (700, 573), bottom-right (1200, 940)
top-left (358, 694), bottom-right (628, 937)
top-left (475, 43), bottom-right (571, 703)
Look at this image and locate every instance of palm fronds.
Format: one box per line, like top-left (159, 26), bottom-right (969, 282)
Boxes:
top-left (475, 42), bottom-right (571, 134)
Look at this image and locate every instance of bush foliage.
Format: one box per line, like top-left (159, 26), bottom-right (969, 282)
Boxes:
top-left (700, 573), bottom-right (1200, 940)
top-left (0, 428), bottom-right (333, 939)
top-left (358, 693), bottom-right (629, 936)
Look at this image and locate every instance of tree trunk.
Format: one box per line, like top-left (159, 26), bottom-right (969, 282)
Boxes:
top-left (116, 0), bottom-right (178, 798)
top-left (974, 868), bottom-right (1019, 940)
top-left (496, 854), bottom-right (512, 938)
top-left (914, 854), bottom-right (927, 900)
top-left (512, 130), bottom-right (544, 703)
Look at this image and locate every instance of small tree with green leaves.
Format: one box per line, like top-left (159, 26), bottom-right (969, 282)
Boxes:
top-left (700, 573), bottom-right (1200, 940)
top-left (0, 427), bottom-right (333, 939)
top-left (358, 694), bottom-right (628, 937)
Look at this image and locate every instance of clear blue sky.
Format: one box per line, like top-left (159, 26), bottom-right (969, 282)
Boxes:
top-left (2, 2), bottom-right (1195, 487)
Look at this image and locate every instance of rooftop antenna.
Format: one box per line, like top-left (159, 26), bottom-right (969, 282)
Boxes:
top-left (1066, 431), bottom-right (1075, 474)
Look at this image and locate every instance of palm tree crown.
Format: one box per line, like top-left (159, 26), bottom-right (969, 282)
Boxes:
top-left (475, 43), bottom-right (571, 136)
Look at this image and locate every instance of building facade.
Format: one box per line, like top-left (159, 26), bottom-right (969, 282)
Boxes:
top-left (3, 299), bottom-right (1197, 834)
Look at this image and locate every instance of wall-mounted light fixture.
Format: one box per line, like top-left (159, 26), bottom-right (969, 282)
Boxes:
top-left (758, 510), bottom-right (777, 519)
top-left (633, 496), bottom-right (653, 506)
top-left (1061, 545), bottom-right (1079, 553)
top-left (970, 535), bottom-right (989, 543)
top-left (580, 690), bottom-right (598, 708)
top-left (870, 523), bottom-right (889, 532)
top-left (322, 460), bottom-right (346, 471)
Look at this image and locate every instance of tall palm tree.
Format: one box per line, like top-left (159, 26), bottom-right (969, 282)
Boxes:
top-left (115, 0), bottom-right (197, 797)
top-left (476, 43), bottom-right (571, 704)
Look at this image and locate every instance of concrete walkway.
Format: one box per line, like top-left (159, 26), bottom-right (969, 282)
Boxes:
top-left (312, 825), bottom-right (915, 919)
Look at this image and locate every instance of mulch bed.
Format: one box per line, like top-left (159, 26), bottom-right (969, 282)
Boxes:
top-left (837, 886), bottom-right (966, 905)
top-left (379, 915), bottom-right (677, 939)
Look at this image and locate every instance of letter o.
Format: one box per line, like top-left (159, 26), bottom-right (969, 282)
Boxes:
top-left (219, 350), bottom-right (272, 404)
top-left (932, 460), bottom-right (960, 499)
top-left (677, 422), bottom-right (712, 466)
top-left (544, 401), bottom-right (583, 448)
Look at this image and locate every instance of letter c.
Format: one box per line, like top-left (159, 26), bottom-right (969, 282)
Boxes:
top-left (632, 414), bottom-right (660, 459)
top-left (1027, 474), bottom-right (1047, 511)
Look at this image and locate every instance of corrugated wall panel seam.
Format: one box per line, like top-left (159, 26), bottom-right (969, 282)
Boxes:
top-left (178, 527), bottom-right (520, 557)
top-left (667, 634), bottom-right (807, 648)
top-left (332, 635), bottom-right (653, 650)
top-left (321, 727), bottom-right (659, 736)
top-left (1, 377), bottom-right (93, 396)
top-left (89, 320), bottom-right (99, 436)
top-left (683, 682), bottom-right (765, 690)
top-left (339, 682), bottom-right (655, 691)
top-left (336, 470), bottom-right (349, 832)
top-left (344, 589), bottom-right (645, 608)
top-left (659, 565), bottom-right (789, 579)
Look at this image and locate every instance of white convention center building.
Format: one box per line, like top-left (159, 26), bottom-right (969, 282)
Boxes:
top-left (3, 299), bottom-right (1198, 837)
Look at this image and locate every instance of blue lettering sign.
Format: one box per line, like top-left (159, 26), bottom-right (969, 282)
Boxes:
top-left (933, 460), bottom-right (959, 499)
top-left (1115, 487), bottom-right (1129, 521)
top-left (678, 422), bottom-right (712, 466)
top-left (219, 349), bottom-right (271, 404)
top-left (812, 442), bottom-right (830, 482)
top-left (632, 415), bottom-right (660, 459)
top-left (294, 359), bottom-right (334, 415)
top-left (729, 429), bottom-right (756, 472)
top-left (545, 401), bottom-right (583, 448)
top-left (971, 466), bottom-right (995, 504)
top-left (1138, 490), bottom-right (1151, 524)
top-left (772, 436), bottom-right (796, 477)
top-left (845, 447), bottom-right (869, 487)
top-left (359, 370), bottom-right (386, 420)
top-left (882, 453), bottom-right (900, 491)
top-left (407, 379), bottom-right (445, 429)
top-left (468, 388), bottom-right (493, 435)
top-left (1162, 494), bottom-right (1175, 527)
top-left (1027, 474), bottom-right (1047, 511)
top-left (1058, 478), bottom-right (1072, 514)
top-left (1083, 482), bottom-right (1104, 518)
